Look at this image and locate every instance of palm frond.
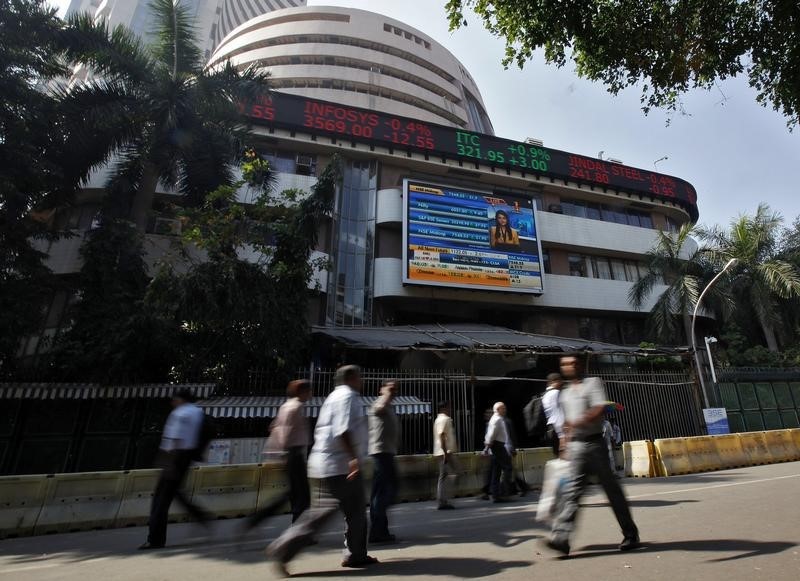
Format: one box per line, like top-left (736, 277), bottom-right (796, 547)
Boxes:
top-left (60, 12), bottom-right (154, 86)
top-left (756, 260), bottom-right (800, 299)
top-left (147, 0), bottom-right (202, 77)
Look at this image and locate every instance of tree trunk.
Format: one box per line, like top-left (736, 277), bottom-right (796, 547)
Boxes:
top-left (129, 163), bottom-right (159, 233)
top-left (682, 311), bottom-right (693, 348)
top-left (759, 318), bottom-right (780, 352)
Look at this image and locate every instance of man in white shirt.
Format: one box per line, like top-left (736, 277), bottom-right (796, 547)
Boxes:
top-left (140, 389), bottom-right (210, 550)
top-left (267, 365), bottom-right (378, 574)
top-left (541, 373), bottom-right (564, 456)
top-left (434, 401), bottom-right (459, 509)
top-left (483, 402), bottom-right (512, 502)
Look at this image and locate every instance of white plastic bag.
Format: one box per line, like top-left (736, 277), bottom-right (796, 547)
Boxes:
top-left (536, 458), bottom-right (570, 522)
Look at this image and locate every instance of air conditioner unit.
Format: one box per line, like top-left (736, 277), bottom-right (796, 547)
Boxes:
top-left (524, 137), bottom-right (544, 147)
top-left (295, 154), bottom-right (314, 175)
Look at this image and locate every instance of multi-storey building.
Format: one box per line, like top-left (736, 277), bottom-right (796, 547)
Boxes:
top-left (64, 0), bottom-right (306, 59)
top-left (27, 5), bottom-right (699, 360)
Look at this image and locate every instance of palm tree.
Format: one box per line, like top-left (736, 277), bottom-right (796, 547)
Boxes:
top-left (57, 0), bottom-right (270, 230)
top-left (698, 204), bottom-right (800, 351)
top-left (628, 223), bottom-right (724, 345)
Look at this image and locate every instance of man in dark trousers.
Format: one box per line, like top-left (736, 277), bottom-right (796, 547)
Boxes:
top-left (543, 356), bottom-right (640, 556)
top-left (368, 379), bottom-right (400, 543)
top-left (139, 389), bottom-right (211, 550)
top-left (241, 379), bottom-right (312, 534)
top-left (483, 402), bottom-right (512, 502)
top-left (267, 365), bottom-right (378, 575)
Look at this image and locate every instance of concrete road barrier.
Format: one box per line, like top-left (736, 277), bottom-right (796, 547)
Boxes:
top-left (713, 434), bottom-right (749, 469)
top-left (684, 436), bottom-right (723, 473)
top-left (191, 463), bottom-right (262, 519)
top-left (34, 471), bottom-right (127, 535)
top-left (623, 440), bottom-right (656, 477)
top-left (738, 432), bottom-right (773, 466)
top-left (518, 447), bottom-right (552, 488)
top-left (395, 454), bottom-right (435, 502)
top-left (653, 438), bottom-right (693, 476)
top-left (762, 430), bottom-right (799, 463)
top-left (115, 469), bottom-right (160, 527)
top-left (0, 475), bottom-right (49, 539)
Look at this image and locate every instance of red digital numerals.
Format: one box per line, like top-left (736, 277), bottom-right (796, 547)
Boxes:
top-left (303, 101), bottom-right (378, 138)
top-left (239, 99), bottom-right (275, 121)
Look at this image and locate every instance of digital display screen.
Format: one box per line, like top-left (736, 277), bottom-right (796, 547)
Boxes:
top-left (402, 180), bottom-right (544, 294)
top-left (241, 92), bottom-right (699, 220)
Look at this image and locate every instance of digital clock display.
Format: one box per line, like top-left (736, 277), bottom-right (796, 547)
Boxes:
top-left (241, 92), bottom-right (698, 219)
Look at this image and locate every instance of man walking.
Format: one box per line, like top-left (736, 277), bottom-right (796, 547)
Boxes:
top-left (543, 356), bottom-right (640, 556)
top-left (434, 401), bottom-right (459, 510)
top-left (241, 379), bottom-right (312, 534)
top-left (541, 373), bottom-right (564, 456)
top-left (483, 402), bottom-right (512, 502)
top-left (267, 365), bottom-right (378, 574)
top-left (139, 389), bottom-right (211, 550)
top-left (368, 379), bottom-right (400, 543)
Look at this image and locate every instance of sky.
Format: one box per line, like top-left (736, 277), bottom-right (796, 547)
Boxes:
top-left (49, 0), bottom-right (800, 229)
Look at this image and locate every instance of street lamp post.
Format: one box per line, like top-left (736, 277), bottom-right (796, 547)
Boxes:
top-left (692, 258), bottom-right (738, 409)
top-left (705, 336), bottom-right (719, 384)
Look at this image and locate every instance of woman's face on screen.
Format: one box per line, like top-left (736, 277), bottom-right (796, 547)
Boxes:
top-left (496, 212), bottom-right (507, 226)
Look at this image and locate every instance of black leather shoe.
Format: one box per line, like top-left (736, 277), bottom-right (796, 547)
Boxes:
top-left (342, 555), bottom-right (379, 568)
top-left (138, 541), bottom-right (165, 550)
top-left (619, 535), bottom-right (641, 551)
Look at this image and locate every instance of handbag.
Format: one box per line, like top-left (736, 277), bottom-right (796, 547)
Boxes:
top-left (536, 458), bottom-right (570, 522)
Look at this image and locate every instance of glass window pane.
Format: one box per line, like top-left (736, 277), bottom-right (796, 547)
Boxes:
top-left (610, 259), bottom-right (626, 281)
top-left (640, 214), bottom-right (653, 229)
top-left (626, 211), bottom-right (641, 227)
top-left (594, 258), bottom-right (613, 279)
top-left (586, 203), bottom-right (602, 220)
top-left (568, 254), bottom-right (586, 277)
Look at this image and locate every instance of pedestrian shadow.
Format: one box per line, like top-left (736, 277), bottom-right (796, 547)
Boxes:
top-left (290, 556), bottom-right (532, 578)
top-left (580, 499), bottom-right (700, 508)
top-left (571, 539), bottom-right (797, 562)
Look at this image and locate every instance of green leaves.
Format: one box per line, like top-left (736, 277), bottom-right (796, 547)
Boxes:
top-left (446, 0), bottom-right (800, 127)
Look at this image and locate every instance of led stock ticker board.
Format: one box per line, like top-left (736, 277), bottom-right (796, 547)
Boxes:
top-left (402, 180), bottom-right (544, 294)
top-left (241, 92), bottom-right (699, 219)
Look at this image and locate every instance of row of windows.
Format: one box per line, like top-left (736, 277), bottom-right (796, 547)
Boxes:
top-left (214, 9), bottom-right (348, 52)
top-left (383, 23), bottom-right (431, 49)
top-left (568, 253), bottom-right (654, 283)
top-left (557, 200), bottom-right (654, 229)
top-left (212, 33), bottom-right (457, 86)
top-left (269, 77), bottom-right (466, 127)
top-left (250, 54), bottom-right (461, 103)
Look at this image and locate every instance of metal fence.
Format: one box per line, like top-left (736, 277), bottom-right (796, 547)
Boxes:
top-left (597, 370), bottom-right (705, 442)
top-left (291, 368), bottom-right (473, 456)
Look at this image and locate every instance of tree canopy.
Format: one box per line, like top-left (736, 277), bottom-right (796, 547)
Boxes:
top-left (446, 0), bottom-right (800, 127)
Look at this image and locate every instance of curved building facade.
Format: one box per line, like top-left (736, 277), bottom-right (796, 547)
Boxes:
top-left (208, 6), bottom-right (495, 133)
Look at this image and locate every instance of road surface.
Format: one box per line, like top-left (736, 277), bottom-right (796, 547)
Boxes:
top-left (2, 462), bottom-right (799, 580)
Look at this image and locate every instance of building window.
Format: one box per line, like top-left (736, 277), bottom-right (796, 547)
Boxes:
top-left (568, 254), bottom-right (587, 277)
top-left (553, 198), bottom-right (654, 229)
top-left (591, 256), bottom-right (613, 279)
top-left (326, 159), bottom-right (378, 327)
top-left (664, 216), bottom-right (681, 233)
top-left (541, 249), bottom-right (551, 274)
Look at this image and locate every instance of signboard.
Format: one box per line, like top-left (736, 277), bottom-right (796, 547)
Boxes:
top-left (703, 408), bottom-right (731, 435)
top-left (240, 91), bottom-right (699, 220)
top-left (402, 179), bottom-right (544, 294)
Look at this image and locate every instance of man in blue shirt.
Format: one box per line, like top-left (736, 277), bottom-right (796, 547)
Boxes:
top-left (139, 389), bottom-right (211, 550)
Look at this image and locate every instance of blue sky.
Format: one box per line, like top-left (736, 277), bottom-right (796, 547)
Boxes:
top-left (49, 0), bottom-right (800, 230)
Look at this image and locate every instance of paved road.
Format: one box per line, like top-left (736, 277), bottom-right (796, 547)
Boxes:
top-left (2, 462), bottom-right (800, 581)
